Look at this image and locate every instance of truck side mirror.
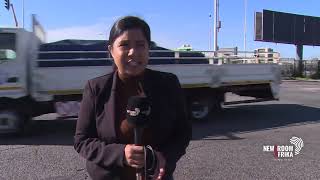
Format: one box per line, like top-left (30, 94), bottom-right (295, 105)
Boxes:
top-left (0, 49), bottom-right (16, 61)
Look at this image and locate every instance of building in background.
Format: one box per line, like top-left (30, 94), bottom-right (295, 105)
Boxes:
top-left (216, 47), bottom-right (239, 64)
top-left (254, 48), bottom-right (280, 64)
top-left (175, 45), bottom-right (281, 64)
top-left (176, 44), bottom-right (193, 51)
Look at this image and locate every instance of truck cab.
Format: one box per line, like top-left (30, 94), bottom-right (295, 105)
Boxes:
top-left (0, 28), bottom-right (40, 133)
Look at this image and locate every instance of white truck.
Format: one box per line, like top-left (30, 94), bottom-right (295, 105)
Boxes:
top-left (0, 27), bottom-right (281, 134)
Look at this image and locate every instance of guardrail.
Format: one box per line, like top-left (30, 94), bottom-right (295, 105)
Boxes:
top-left (37, 50), bottom-right (280, 65)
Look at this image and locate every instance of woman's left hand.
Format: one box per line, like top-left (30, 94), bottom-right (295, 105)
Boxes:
top-left (153, 151), bottom-right (166, 180)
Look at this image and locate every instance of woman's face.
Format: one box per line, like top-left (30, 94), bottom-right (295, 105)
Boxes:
top-left (109, 28), bottom-right (149, 78)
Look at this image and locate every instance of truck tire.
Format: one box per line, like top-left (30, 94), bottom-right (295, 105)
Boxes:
top-left (188, 95), bottom-right (223, 122)
top-left (189, 99), bottom-right (210, 121)
top-left (0, 110), bottom-right (26, 134)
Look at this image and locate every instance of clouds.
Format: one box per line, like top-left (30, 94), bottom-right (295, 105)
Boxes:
top-left (45, 16), bottom-right (183, 50)
top-left (47, 23), bottom-right (108, 42)
top-left (44, 15), bottom-right (207, 51)
top-left (46, 17), bottom-right (118, 42)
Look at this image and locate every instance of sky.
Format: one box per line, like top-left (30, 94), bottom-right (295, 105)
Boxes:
top-left (0, 0), bottom-right (320, 59)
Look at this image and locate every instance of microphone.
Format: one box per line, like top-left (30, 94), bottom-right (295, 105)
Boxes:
top-left (126, 96), bottom-right (151, 125)
top-left (126, 96), bottom-right (151, 180)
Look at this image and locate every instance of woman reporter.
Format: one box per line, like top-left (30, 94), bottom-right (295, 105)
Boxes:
top-left (74, 16), bottom-right (191, 180)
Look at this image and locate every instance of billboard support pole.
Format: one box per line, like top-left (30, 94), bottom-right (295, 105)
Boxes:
top-left (296, 44), bottom-right (303, 77)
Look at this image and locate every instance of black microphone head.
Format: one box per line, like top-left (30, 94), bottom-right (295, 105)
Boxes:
top-left (126, 96), bottom-right (151, 127)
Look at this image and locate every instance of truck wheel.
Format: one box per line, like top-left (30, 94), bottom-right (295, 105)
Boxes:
top-left (0, 110), bottom-right (25, 134)
top-left (189, 100), bottom-right (210, 121)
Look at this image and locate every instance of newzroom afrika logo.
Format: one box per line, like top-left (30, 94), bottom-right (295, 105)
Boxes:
top-left (263, 137), bottom-right (304, 159)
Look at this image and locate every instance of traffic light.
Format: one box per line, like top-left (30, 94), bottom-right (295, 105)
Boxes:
top-left (4, 0), bottom-right (10, 10)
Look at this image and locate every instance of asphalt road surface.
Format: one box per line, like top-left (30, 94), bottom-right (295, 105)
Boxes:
top-left (1, 80), bottom-right (320, 180)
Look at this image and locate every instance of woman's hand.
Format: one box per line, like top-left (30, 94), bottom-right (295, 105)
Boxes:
top-left (153, 151), bottom-right (166, 180)
top-left (124, 144), bottom-right (145, 168)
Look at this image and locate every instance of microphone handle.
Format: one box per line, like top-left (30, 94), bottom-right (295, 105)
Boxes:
top-left (134, 127), bottom-right (144, 180)
top-left (134, 127), bottom-right (143, 145)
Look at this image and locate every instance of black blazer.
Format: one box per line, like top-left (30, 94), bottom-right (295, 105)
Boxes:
top-left (74, 68), bottom-right (192, 180)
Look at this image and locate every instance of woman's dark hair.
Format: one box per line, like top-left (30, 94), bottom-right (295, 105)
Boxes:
top-left (108, 16), bottom-right (151, 47)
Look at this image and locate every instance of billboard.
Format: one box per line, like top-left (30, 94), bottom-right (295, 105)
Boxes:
top-left (255, 9), bottom-right (320, 46)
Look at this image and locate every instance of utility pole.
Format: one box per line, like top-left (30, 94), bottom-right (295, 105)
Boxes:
top-left (213, 0), bottom-right (219, 52)
top-left (244, 0), bottom-right (247, 57)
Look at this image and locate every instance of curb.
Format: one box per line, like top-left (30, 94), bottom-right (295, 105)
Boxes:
top-left (282, 79), bottom-right (320, 82)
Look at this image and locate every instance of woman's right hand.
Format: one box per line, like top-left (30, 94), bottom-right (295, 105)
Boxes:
top-left (124, 144), bottom-right (145, 168)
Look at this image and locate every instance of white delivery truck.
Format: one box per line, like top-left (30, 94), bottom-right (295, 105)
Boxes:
top-left (0, 27), bottom-right (281, 134)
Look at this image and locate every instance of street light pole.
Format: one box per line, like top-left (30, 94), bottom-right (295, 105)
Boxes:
top-left (209, 14), bottom-right (212, 50)
top-left (10, 3), bottom-right (18, 27)
top-left (22, 0), bottom-right (25, 28)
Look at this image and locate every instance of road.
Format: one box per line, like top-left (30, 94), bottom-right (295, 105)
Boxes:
top-left (1, 81), bottom-right (320, 180)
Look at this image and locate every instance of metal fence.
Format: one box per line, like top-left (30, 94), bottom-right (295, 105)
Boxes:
top-left (280, 59), bottom-right (320, 79)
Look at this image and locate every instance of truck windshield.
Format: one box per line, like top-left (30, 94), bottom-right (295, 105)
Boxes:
top-left (0, 33), bottom-right (16, 61)
top-left (0, 33), bottom-right (16, 51)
